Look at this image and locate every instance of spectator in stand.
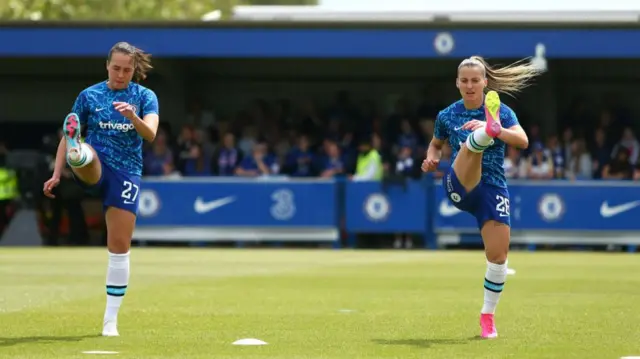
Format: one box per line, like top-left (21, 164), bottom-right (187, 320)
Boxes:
top-left (143, 131), bottom-right (174, 176)
top-left (526, 142), bottom-right (554, 180)
top-left (237, 126), bottom-right (258, 156)
top-left (393, 145), bottom-right (417, 179)
top-left (566, 138), bottom-right (593, 180)
top-left (522, 124), bottom-right (541, 158)
top-left (396, 119), bottom-right (418, 152)
top-left (318, 140), bottom-right (345, 178)
top-left (602, 147), bottom-right (634, 180)
top-left (503, 146), bottom-right (525, 179)
top-left (235, 142), bottom-right (279, 177)
top-left (611, 126), bottom-right (639, 165)
top-left (212, 132), bottom-right (243, 176)
top-left (416, 118), bottom-right (435, 155)
top-left (175, 125), bottom-right (196, 173)
top-left (545, 135), bottom-right (565, 179)
top-left (561, 127), bottom-right (574, 167)
top-left (597, 110), bottom-right (618, 148)
top-left (194, 127), bottom-right (215, 165)
top-left (591, 128), bottom-right (611, 179)
top-left (391, 144), bottom-right (419, 250)
top-left (351, 135), bottom-right (383, 181)
top-left (283, 135), bottom-right (315, 177)
top-left (182, 143), bottom-right (212, 176)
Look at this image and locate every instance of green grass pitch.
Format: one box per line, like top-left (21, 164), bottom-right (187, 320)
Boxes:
top-left (0, 248), bottom-right (638, 359)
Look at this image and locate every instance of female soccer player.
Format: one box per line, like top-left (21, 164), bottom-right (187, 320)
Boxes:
top-left (422, 56), bottom-right (541, 339)
top-left (43, 41), bottom-right (159, 337)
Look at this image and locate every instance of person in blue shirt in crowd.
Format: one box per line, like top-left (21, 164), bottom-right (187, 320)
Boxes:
top-left (182, 143), bottom-right (212, 176)
top-left (213, 133), bottom-right (243, 176)
top-left (235, 142), bottom-right (279, 177)
top-left (319, 140), bottom-right (345, 178)
top-left (43, 41), bottom-right (160, 337)
top-left (143, 131), bottom-right (173, 176)
top-left (422, 55), bottom-right (542, 339)
top-left (284, 135), bottom-right (315, 177)
top-left (397, 119), bottom-right (418, 150)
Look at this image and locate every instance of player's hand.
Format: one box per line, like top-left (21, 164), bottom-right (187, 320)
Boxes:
top-left (421, 158), bottom-right (439, 172)
top-left (113, 102), bottom-right (136, 120)
top-left (43, 176), bottom-right (60, 199)
top-left (461, 119), bottom-right (485, 131)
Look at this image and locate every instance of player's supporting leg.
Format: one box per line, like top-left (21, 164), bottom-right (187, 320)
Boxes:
top-left (451, 91), bottom-right (502, 192)
top-left (478, 220), bottom-right (510, 338)
top-left (63, 113), bottom-right (102, 185)
top-left (102, 207), bottom-right (136, 337)
top-left (448, 92), bottom-right (506, 338)
top-left (63, 113), bottom-right (129, 337)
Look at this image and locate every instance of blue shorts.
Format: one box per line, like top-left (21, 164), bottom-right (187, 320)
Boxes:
top-left (443, 167), bottom-right (511, 229)
top-left (72, 157), bottom-right (141, 216)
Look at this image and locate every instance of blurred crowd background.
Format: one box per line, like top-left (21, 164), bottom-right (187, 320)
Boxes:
top-left (139, 94), bottom-right (640, 182)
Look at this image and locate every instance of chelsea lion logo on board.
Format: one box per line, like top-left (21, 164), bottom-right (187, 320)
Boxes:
top-left (434, 32), bottom-right (454, 55)
top-left (538, 193), bottom-right (564, 222)
top-left (138, 189), bottom-right (160, 217)
top-left (364, 193), bottom-right (390, 222)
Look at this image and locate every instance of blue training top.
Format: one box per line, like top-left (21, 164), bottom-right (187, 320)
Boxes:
top-left (71, 81), bottom-right (159, 176)
top-left (434, 99), bottom-right (519, 188)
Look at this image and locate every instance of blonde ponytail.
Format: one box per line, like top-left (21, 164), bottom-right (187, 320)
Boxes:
top-left (459, 56), bottom-right (544, 97)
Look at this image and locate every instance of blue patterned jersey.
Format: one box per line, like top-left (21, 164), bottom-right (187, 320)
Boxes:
top-left (434, 99), bottom-right (519, 188)
top-left (71, 81), bottom-right (159, 176)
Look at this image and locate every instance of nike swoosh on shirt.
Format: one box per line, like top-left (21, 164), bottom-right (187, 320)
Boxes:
top-left (599, 200), bottom-right (640, 218)
top-left (194, 196), bottom-right (236, 214)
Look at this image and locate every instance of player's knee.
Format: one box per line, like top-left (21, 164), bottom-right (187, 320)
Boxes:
top-left (486, 251), bottom-right (508, 265)
top-left (107, 236), bottom-right (131, 254)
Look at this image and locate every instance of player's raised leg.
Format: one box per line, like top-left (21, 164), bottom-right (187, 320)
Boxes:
top-left (478, 219), bottom-right (510, 338)
top-left (102, 207), bottom-right (136, 337)
top-left (63, 113), bottom-right (102, 185)
top-left (452, 91), bottom-right (503, 192)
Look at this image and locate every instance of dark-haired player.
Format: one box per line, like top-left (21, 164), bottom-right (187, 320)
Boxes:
top-left (44, 41), bottom-right (159, 337)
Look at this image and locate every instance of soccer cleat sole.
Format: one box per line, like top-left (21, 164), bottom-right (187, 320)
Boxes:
top-left (63, 113), bottom-right (81, 149)
top-left (484, 91), bottom-right (502, 137)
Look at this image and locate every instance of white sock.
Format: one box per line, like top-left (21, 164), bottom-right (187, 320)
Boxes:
top-left (481, 260), bottom-right (507, 314)
top-left (465, 126), bottom-right (494, 153)
top-left (67, 143), bottom-right (94, 168)
top-left (104, 251), bottom-right (130, 323)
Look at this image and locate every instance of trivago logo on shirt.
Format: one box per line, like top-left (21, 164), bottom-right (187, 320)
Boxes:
top-left (99, 121), bottom-right (135, 132)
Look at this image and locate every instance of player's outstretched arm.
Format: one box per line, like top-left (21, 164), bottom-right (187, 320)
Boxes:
top-left (52, 137), bottom-right (68, 179)
top-left (43, 137), bottom-right (68, 198)
top-left (422, 137), bottom-right (445, 172)
top-left (497, 125), bottom-right (528, 149)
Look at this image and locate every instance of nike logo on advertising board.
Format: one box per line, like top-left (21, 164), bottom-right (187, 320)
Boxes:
top-left (599, 200), bottom-right (640, 218)
top-left (439, 199), bottom-right (462, 217)
top-left (194, 196), bottom-right (236, 214)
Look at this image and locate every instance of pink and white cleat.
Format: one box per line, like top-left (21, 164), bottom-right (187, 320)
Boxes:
top-left (484, 90), bottom-right (502, 138)
top-left (480, 313), bottom-right (498, 339)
